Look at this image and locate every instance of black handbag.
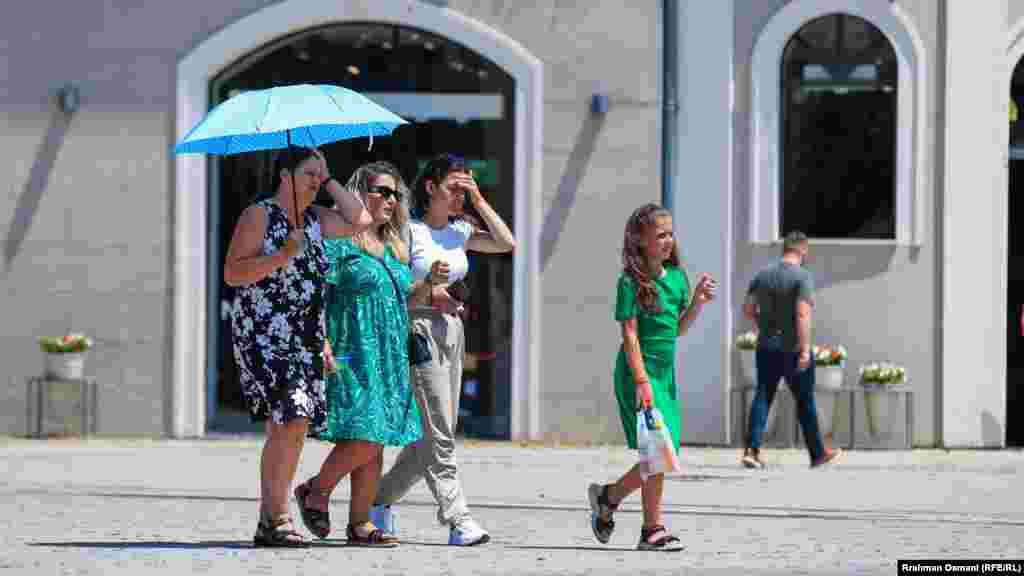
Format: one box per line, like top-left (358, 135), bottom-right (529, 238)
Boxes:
top-left (343, 253), bottom-right (431, 366)
top-left (407, 331), bottom-right (432, 366)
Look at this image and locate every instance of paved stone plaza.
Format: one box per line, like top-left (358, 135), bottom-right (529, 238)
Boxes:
top-left (2, 436), bottom-right (1022, 575)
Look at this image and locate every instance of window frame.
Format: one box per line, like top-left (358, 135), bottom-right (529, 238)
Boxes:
top-left (779, 13), bottom-right (899, 240)
top-left (749, 0), bottom-right (927, 246)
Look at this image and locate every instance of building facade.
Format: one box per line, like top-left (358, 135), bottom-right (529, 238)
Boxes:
top-left (0, 0), bottom-right (1018, 447)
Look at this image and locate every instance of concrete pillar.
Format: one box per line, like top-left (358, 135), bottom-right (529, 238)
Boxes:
top-left (941, 0), bottom-right (1008, 446)
top-left (674, 0), bottom-right (734, 444)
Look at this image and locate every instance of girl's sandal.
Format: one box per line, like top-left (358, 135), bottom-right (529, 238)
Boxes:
top-left (588, 483), bottom-right (619, 544)
top-left (253, 515), bottom-right (310, 548)
top-left (636, 524), bottom-right (684, 552)
top-left (294, 478), bottom-right (331, 539)
top-left (346, 521), bottom-right (399, 548)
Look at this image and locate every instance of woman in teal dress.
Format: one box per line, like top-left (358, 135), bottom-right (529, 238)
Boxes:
top-left (294, 162), bottom-right (433, 547)
top-left (587, 203), bottom-right (717, 551)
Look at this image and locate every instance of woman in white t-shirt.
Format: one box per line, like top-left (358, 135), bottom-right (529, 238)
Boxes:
top-left (370, 154), bottom-right (515, 546)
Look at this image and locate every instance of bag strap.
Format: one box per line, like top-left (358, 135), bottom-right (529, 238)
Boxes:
top-left (342, 249), bottom-right (410, 328)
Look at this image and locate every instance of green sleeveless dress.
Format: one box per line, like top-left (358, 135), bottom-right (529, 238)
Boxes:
top-left (319, 238), bottom-right (421, 446)
top-left (613, 266), bottom-right (690, 450)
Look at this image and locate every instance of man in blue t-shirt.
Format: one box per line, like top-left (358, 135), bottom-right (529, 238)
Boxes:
top-left (741, 231), bottom-right (842, 469)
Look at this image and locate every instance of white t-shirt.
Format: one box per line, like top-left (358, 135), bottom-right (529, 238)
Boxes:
top-left (407, 219), bottom-right (474, 283)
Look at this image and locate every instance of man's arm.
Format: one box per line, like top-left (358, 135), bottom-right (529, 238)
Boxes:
top-left (796, 269), bottom-right (815, 369)
top-left (796, 300), bottom-right (812, 357)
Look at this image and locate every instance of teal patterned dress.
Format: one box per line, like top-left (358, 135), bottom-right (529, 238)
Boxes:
top-left (319, 238), bottom-right (422, 446)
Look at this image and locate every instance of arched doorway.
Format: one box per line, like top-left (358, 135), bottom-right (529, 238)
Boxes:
top-left (209, 23), bottom-right (516, 438)
top-left (173, 0), bottom-right (543, 439)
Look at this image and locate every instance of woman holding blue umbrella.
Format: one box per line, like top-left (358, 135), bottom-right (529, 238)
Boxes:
top-left (176, 83), bottom-right (410, 547)
top-left (224, 145), bottom-right (372, 547)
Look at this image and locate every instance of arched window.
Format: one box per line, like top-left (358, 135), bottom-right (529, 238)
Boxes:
top-left (749, 0), bottom-right (926, 246)
top-left (781, 14), bottom-right (897, 239)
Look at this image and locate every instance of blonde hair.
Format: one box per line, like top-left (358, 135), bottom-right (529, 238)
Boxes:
top-left (342, 162), bottom-right (411, 263)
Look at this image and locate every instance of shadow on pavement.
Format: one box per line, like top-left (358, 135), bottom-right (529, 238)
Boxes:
top-left (29, 541), bottom-right (252, 550)
top-left (20, 489), bottom-right (1024, 527)
top-left (506, 544), bottom-right (649, 553)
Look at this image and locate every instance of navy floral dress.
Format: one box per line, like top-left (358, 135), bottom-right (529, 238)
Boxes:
top-left (231, 199), bottom-right (328, 428)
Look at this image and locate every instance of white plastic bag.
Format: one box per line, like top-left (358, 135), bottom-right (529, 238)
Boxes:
top-left (637, 407), bottom-right (683, 480)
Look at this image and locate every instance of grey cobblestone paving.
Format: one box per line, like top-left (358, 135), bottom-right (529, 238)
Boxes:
top-left (2, 437), bottom-right (1023, 575)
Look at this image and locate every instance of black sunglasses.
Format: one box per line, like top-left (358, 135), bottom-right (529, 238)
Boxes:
top-left (367, 184), bottom-right (403, 201)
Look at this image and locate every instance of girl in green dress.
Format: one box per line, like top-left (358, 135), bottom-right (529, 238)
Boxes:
top-left (588, 203), bottom-right (717, 551)
top-left (294, 162), bottom-right (435, 547)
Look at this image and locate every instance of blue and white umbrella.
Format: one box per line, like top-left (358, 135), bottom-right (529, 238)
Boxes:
top-left (174, 83), bottom-right (408, 155)
top-left (174, 83), bottom-right (408, 227)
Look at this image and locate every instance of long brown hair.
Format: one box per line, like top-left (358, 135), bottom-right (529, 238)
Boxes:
top-left (622, 203), bottom-right (680, 313)
top-left (342, 161), bottom-right (411, 262)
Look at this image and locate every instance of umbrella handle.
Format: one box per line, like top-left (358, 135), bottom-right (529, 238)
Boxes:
top-left (292, 172), bottom-right (304, 231)
top-left (285, 132), bottom-right (304, 231)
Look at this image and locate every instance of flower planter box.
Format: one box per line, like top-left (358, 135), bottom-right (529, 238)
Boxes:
top-left (815, 365), bottom-right (844, 391)
top-left (44, 352), bottom-right (85, 380)
top-left (855, 384), bottom-right (913, 449)
top-left (26, 377), bottom-right (97, 437)
top-left (737, 349), bottom-right (756, 386)
top-left (813, 365), bottom-right (847, 446)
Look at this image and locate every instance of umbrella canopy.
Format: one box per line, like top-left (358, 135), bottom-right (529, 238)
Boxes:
top-left (174, 83), bottom-right (408, 155)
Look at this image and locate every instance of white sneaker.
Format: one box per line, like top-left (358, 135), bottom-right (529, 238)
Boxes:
top-left (448, 516), bottom-right (490, 546)
top-left (369, 505), bottom-right (395, 535)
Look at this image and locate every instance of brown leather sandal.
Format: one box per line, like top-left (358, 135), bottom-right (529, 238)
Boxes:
top-left (294, 478), bottom-right (331, 539)
top-left (253, 515), bottom-right (310, 548)
top-left (346, 521), bottom-right (399, 548)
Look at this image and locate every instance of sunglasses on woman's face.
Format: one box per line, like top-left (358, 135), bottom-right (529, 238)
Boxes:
top-left (367, 185), bottom-right (403, 202)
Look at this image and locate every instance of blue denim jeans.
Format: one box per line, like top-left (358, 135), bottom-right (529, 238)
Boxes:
top-left (747, 345), bottom-right (825, 462)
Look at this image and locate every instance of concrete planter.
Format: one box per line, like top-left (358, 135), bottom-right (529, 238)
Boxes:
top-left (44, 352), bottom-right (85, 380)
top-left (738, 349), bottom-right (756, 386)
top-left (815, 365), bottom-right (844, 390)
top-left (863, 384), bottom-right (893, 439)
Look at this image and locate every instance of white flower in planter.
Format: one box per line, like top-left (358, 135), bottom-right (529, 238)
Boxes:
top-left (859, 362), bottom-right (906, 386)
top-left (734, 331), bottom-right (758, 350)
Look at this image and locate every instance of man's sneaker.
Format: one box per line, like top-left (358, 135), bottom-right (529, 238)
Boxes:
top-left (740, 448), bottom-right (765, 469)
top-left (587, 483), bottom-right (617, 544)
top-left (811, 448), bottom-right (843, 469)
top-left (369, 505), bottom-right (395, 535)
top-left (449, 516), bottom-right (490, 546)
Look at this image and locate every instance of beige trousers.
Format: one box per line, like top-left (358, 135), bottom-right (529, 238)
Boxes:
top-left (374, 309), bottom-right (469, 525)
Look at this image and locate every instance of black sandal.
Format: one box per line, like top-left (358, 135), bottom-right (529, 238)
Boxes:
top-left (254, 515), bottom-right (310, 548)
top-left (588, 483), bottom-right (619, 544)
top-left (637, 524), bottom-right (684, 552)
top-left (294, 478), bottom-right (331, 539)
top-left (346, 522), bottom-right (399, 548)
